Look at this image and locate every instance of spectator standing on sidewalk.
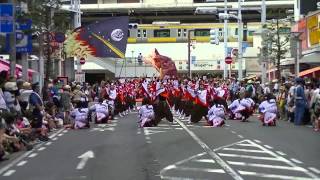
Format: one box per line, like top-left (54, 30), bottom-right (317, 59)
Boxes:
top-left (294, 78), bottom-right (306, 125)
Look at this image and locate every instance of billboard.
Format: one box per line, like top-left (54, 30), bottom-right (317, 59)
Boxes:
top-left (307, 13), bottom-right (320, 47)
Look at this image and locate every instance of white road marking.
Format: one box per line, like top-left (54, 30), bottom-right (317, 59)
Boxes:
top-left (58, 134), bottom-right (63, 137)
top-left (218, 153), bottom-right (285, 162)
top-left (45, 142), bottom-right (52, 146)
top-left (264, 145), bottom-right (273, 149)
top-left (253, 139), bottom-right (261, 143)
top-left (175, 128), bottom-right (183, 130)
top-left (76, 151), bottom-right (94, 170)
top-left (144, 129), bottom-right (166, 135)
top-left (16, 161), bottom-right (27, 167)
top-left (276, 151), bottom-right (286, 156)
top-left (158, 124), bottom-right (170, 127)
top-left (137, 131), bottom-right (141, 134)
top-left (160, 175), bottom-right (209, 180)
top-left (28, 153), bottom-right (38, 158)
top-left (309, 167), bottom-right (320, 174)
top-left (222, 148), bottom-right (266, 153)
top-left (237, 135), bottom-right (244, 138)
top-left (0, 128), bottom-right (63, 175)
top-left (63, 130), bottom-right (68, 133)
top-left (236, 143), bottom-right (257, 147)
top-left (173, 118), bottom-right (244, 180)
top-left (2, 170), bottom-right (16, 176)
top-left (175, 166), bottom-right (225, 173)
top-left (231, 131), bottom-right (237, 134)
top-left (240, 140), bottom-right (319, 179)
top-left (38, 147), bottom-right (46, 151)
top-left (52, 137), bottom-right (58, 141)
top-left (145, 136), bottom-right (151, 140)
top-left (146, 141), bottom-right (152, 144)
top-left (291, 158), bottom-right (303, 164)
top-left (227, 161), bottom-right (307, 172)
top-left (49, 129), bottom-right (64, 139)
top-left (193, 159), bottom-right (215, 163)
top-left (146, 127), bottom-right (172, 130)
top-left (238, 171), bottom-right (315, 180)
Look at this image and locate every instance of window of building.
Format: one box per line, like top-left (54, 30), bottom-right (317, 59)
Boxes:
top-left (194, 29), bottom-right (210, 36)
top-left (183, 29), bottom-right (187, 37)
top-left (82, 0), bottom-right (97, 4)
top-left (128, 30), bottom-right (130, 37)
top-left (117, 0), bottom-right (139, 3)
top-left (178, 29), bottom-right (182, 37)
top-left (143, 29), bottom-right (147, 37)
top-left (248, 31), bottom-right (254, 36)
top-left (154, 29), bottom-right (170, 37)
top-left (137, 29), bottom-right (141, 37)
top-left (235, 28), bottom-right (238, 36)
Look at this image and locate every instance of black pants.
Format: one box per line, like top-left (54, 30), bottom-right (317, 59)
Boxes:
top-left (153, 100), bottom-right (173, 125)
top-left (191, 104), bottom-right (208, 123)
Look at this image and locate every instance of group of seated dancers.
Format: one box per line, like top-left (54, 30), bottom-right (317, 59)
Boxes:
top-left (68, 78), bottom-right (278, 129)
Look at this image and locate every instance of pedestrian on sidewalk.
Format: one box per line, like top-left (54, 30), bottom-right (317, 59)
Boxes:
top-left (294, 78), bottom-right (306, 126)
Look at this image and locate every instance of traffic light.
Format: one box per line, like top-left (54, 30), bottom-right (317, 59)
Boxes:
top-left (210, 29), bottom-right (219, 45)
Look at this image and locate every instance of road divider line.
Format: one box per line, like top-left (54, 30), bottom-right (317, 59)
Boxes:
top-left (309, 167), bottom-right (320, 174)
top-left (253, 139), bottom-right (261, 143)
top-left (264, 145), bottom-right (273, 149)
top-left (237, 135), bottom-right (244, 138)
top-left (222, 148), bottom-right (267, 153)
top-left (227, 161), bottom-right (307, 172)
top-left (2, 170), bottom-right (16, 177)
top-left (176, 166), bottom-right (225, 173)
top-left (38, 147), bottom-right (46, 151)
top-left (245, 140), bottom-right (319, 179)
top-left (45, 142), bottom-right (52, 146)
top-left (218, 153), bottom-right (286, 162)
top-left (276, 151), bottom-right (286, 156)
top-left (0, 128), bottom-right (63, 175)
top-left (193, 159), bottom-right (215, 164)
top-left (291, 158), bottom-right (303, 164)
top-left (28, 153), bottom-right (38, 158)
top-left (16, 161), bottom-right (27, 167)
top-left (238, 170), bottom-right (316, 180)
top-left (231, 131), bottom-right (237, 134)
top-left (173, 117), bottom-right (244, 180)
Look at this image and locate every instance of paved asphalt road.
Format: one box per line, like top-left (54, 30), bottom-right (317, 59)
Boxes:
top-left (0, 111), bottom-right (320, 180)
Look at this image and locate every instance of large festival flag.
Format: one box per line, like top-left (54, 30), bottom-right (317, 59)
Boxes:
top-left (144, 49), bottom-right (177, 79)
top-left (64, 16), bottom-right (129, 59)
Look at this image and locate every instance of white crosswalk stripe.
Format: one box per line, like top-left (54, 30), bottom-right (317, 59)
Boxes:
top-left (160, 140), bottom-right (320, 180)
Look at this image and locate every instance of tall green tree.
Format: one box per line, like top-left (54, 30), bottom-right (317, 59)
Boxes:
top-left (17, 0), bottom-right (71, 79)
top-left (264, 9), bottom-right (292, 80)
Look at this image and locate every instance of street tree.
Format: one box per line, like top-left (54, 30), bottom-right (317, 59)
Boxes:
top-left (17, 0), bottom-right (71, 79)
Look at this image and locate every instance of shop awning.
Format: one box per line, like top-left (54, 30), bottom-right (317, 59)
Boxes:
top-left (299, 66), bottom-right (320, 77)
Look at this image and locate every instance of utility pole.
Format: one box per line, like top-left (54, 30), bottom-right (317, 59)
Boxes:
top-left (237, 0), bottom-right (243, 80)
top-left (72, 0), bottom-right (82, 80)
top-left (223, 0), bottom-right (228, 79)
top-left (261, 0), bottom-right (267, 84)
top-left (9, 0), bottom-right (16, 78)
top-left (188, 29), bottom-right (194, 79)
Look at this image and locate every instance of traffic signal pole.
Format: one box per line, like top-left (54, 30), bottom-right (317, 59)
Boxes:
top-left (223, 0), bottom-right (228, 79)
top-left (9, 0), bottom-right (16, 78)
top-left (237, 0), bottom-right (243, 80)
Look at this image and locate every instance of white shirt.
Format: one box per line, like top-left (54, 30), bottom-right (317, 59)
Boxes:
top-left (0, 89), bottom-right (7, 110)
